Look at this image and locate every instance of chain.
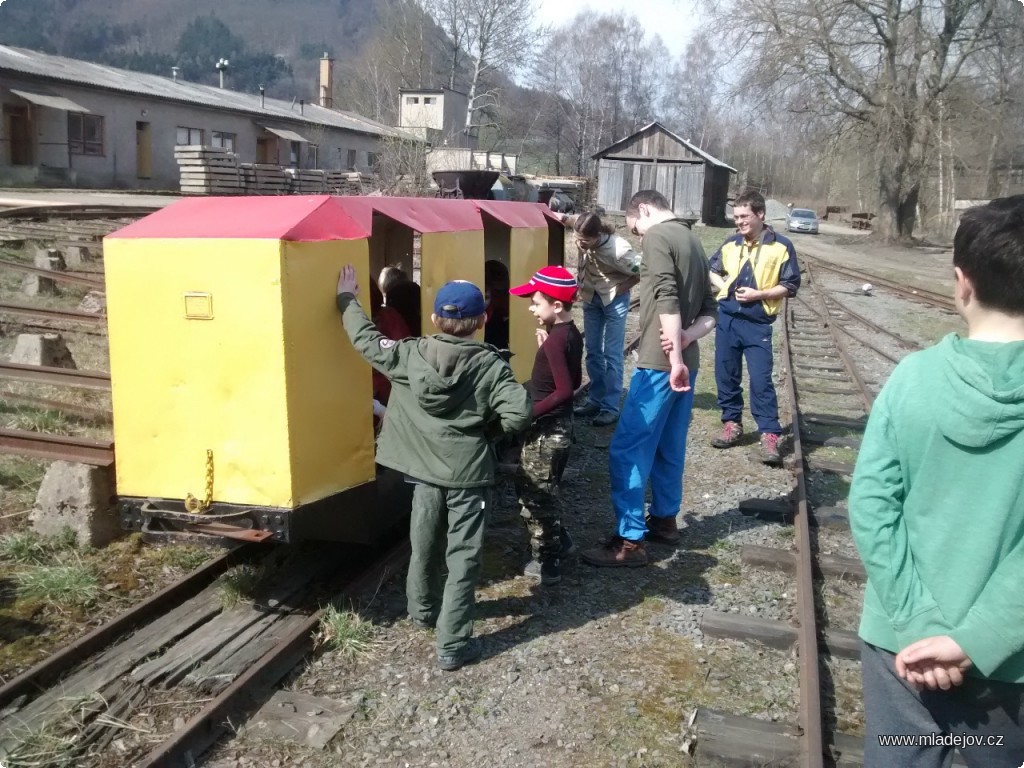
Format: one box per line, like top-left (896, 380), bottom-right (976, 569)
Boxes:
top-left (184, 449), bottom-right (215, 514)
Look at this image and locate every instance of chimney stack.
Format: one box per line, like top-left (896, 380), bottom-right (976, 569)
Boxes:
top-left (319, 52), bottom-right (334, 109)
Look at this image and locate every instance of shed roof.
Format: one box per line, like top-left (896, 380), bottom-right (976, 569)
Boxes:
top-left (106, 196), bottom-right (558, 241)
top-left (592, 121), bottom-right (737, 173)
top-left (0, 45), bottom-right (418, 141)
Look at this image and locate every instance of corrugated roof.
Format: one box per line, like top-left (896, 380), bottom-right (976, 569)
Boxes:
top-left (592, 121), bottom-right (737, 173)
top-left (0, 45), bottom-right (420, 142)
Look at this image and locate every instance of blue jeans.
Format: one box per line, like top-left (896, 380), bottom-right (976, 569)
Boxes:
top-left (609, 368), bottom-right (698, 541)
top-left (582, 291), bottom-right (630, 414)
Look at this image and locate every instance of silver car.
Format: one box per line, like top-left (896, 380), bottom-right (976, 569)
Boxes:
top-left (787, 208), bottom-right (819, 234)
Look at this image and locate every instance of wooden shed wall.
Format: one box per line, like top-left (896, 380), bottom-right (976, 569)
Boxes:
top-left (597, 159), bottom-right (705, 220)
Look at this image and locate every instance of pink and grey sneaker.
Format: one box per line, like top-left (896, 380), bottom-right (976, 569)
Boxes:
top-left (711, 421), bottom-right (743, 449)
top-left (759, 433), bottom-right (782, 466)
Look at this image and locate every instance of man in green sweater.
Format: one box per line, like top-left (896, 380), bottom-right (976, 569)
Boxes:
top-left (850, 197), bottom-right (1024, 767)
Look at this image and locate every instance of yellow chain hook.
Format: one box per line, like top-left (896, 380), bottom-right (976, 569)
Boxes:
top-left (184, 449), bottom-right (215, 514)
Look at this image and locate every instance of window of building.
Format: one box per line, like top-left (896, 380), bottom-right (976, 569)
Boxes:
top-left (423, 97), bottom-right (436, 105)
top-left (289, 141), bottom-right (300, 167)
top-left (347, 149), bottom-right (357, 169)
top-left (309, 144), bottom-right (319, 169)
top-left (211, 131), bottom-right (236, 152)
top-left (68, 113), bottom-right (104, 156)
top-left (366, 151), bottom-right (378, 168)
top-left (406, 96), bottom-right (420, 104)
top-left (176, 126), bottom-right (205, 146)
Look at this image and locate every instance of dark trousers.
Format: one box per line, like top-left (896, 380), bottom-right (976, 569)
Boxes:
top-left (714, 311), bottom-right (781, 434)
top-left (406, 483), bottom-right (489, 656)
top-left (861, 641), bottom-right (1024, 767)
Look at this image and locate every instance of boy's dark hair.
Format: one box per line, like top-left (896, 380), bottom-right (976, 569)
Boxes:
top-left (626, 189), bottom-right (672, 216)
top-left (734, 190), bottom-right (767, 216)
top-left (379, 264), bottom-right (408, 296)
top-left (434, 314), bottom-right (484, 337)
top-left (386, 280), bottom-right (421, 333)
top-left (573, 211), bottom-right (616, 239)
top-left (954, 195), bottom-right (1024, 316)
top-left (539, 291), bottom-right (573, 312)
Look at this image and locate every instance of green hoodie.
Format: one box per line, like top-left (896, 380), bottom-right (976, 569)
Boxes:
top-left (338, 293), bottom-right (532, 488)
top-left (850, 333), bottom-right (1024, 682)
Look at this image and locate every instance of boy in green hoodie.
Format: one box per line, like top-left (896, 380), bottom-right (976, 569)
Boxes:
top-left (850, 196), bottom-right (1024, 767)
top-left (337, 267), bottom-right (532, 671)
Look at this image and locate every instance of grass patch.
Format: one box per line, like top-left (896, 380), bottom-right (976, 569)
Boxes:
top-left (158, 545), bottom-right (213, 572)
top-left (314, 606), bottom-right (379, 658)
top-left (217, 563), bottom-right (267, 608)
top-left (0, 528), bottom-right (77, 564)
top-left (15, 562), bottom-right (100, 608)
top-left (1, 719), bottom-right (80, 768)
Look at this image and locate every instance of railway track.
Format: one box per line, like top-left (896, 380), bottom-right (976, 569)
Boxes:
top-left (0, 537), bottom-right (411, 768)
top-left (801, 254), bottom-right (956, 312)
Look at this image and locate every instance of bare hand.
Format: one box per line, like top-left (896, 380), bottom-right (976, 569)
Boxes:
top-left (337, 265), bottom-right (360, 297)
top-left (896, 636), bottom-right (972, 690)
top-left (535, 328), bottom-right (549, 348)
top-left (734, 286), bottom-right (761, 303)
top-left (659, 328), bottom-right (692, 356)
top-left (669, 362), bottom-right (691, 392)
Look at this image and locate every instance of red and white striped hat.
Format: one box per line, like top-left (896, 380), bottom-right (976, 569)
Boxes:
top-left (509, 266), bottom-right (578, 303)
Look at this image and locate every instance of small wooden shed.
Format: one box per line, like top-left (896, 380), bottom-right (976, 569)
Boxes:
top-left (593, 122), bottom-right (737, 225)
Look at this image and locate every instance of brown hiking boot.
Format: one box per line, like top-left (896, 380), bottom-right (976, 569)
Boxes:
top-left (760, 432), bottom-right (783, 466)
top-left (646, 515), bottom-right (681, 545)
top-left (582, 536), bottom-right (648, 568)
top-left (711, 421), bottom-right (743, 449)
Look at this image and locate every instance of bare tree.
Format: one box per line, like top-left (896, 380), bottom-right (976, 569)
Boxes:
top-left (421, 0), bottom-right (545, 140)
top-left (717, 0), bottom-right (1001, 240)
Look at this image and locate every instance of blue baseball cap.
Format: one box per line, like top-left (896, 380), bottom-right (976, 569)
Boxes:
top-left (434, 280), bottom-right (486, 319)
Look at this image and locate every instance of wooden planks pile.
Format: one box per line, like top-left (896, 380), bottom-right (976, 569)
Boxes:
top-left (241, 163), bottom-right (290, 195)
top-left (326, 171), bottom-right (373, 196)
top-left (285, 168), bottom-right (327, 194)
top-left (175, 146), bottom-right (243, 195)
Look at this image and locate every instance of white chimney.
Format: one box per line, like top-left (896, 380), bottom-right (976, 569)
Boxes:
top-left (319, 53), bottom-right (335, 109)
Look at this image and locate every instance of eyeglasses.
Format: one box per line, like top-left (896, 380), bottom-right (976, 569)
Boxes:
top-left (626, 217), bottom-right (639, 236)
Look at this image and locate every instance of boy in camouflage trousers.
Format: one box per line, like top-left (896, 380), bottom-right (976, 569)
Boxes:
top-left (509, 267), bottom-right (584, 585)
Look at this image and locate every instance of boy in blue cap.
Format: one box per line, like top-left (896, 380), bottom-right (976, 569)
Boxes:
top-left (509, 266), bottom-right (584, 585)
top-left (336, 267), bottom-right (532, 670)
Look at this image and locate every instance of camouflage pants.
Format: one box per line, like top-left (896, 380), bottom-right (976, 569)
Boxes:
top-left (514, 415), bottom-right (573, 559)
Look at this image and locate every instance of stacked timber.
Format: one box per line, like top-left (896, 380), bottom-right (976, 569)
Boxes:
top-left (174, 146), bottom-right (243, 195)
top-left (285, 168), bottom-right (327, 194)
top-left (241, 163), bottom-right (290, 195)
top-left (326, 171), bottom-right (373, 196)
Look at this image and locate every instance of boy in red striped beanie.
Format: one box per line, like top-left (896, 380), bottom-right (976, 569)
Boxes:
top-left (509, 266), bottom-right (584, 585)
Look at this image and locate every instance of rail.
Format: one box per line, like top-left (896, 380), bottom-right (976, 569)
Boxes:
top-left (0, 428), bottom-right (114, 466)
top-left (0, 257), bottom-right (105, 288)
top-left (0, 361), bottom-right (111, 390)
top-left (0, 301), bottom-right (106, 327)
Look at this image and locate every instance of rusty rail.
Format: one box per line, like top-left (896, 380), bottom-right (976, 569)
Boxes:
top-left (0, 428), bottom-right (114, 466)
top-left (0, 302), bottom-right (106, 327)
top-left (0, 258), bottom-right (104, 288)
top-left (0, 361), bottom-right (111, 390)
top-left (781, 299), bottom-right (826, 768)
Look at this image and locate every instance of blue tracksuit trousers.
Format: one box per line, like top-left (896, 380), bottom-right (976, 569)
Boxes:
top-left (609, 367), bottom-right (697, 542)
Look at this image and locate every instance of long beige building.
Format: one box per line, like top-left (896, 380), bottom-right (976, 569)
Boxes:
top-left (0, 46), bottom-right (419, 190)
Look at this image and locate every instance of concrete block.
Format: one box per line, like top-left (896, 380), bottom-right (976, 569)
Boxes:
top-left (22, 249), bottom-right (66, 296)
top-left (30, 461), bottom-right (122, 548)
top-left (9, 333), bottom-right (77, 368)
top-left (65, 244), bottom-right (95, 267)
top-left (34, 248), bottom-right (66, 272)
top-left (22, 273), bottom-right (56, 297)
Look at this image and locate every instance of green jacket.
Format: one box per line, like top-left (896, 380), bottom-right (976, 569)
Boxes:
top-left (338, 293), bottom-right (532, 488)
top-left (850, 333), bottom-right (1024, 682)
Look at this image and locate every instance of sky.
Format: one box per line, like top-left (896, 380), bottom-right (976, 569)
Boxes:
top-left (533, 0), bottom-right (698, 59)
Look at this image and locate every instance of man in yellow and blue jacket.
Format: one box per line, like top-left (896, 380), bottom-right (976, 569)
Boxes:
top-left (708, 190), bottom-right (800, 465)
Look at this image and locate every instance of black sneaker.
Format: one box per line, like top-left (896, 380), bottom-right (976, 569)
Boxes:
top-left (524, 557), bottom-right (561, 585)
top-left (437, 637), bottom-right (483, 671)
top-left (574, 401), bottom-right (600, 417)
top-left (559, 527), bottom-right (577, 558)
